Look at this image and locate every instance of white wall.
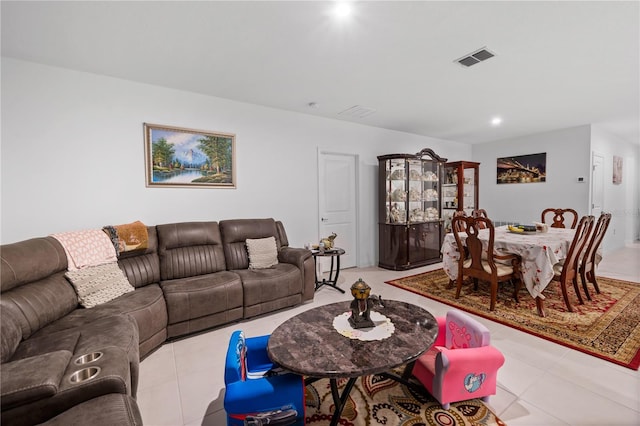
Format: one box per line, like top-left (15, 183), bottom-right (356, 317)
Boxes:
top-left (472, 125), bottom-right (591, 222)
top-left (472, 125), bottom-right (639, 252)
top-left (591, 125), bottom-right (640, 249)
top-left (1, 58), bottom-right (471, 267)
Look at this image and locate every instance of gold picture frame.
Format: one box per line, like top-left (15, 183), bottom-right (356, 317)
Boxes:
top-left (143, 123), bottom-right (236, 188)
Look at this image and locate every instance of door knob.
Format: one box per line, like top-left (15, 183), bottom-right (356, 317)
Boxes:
top-left (321, 218), bottom-right (328, 222)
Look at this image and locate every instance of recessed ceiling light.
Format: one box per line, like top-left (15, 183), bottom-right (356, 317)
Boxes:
top-left (333, 2), bottom-right (352, 19)
top-left (491, 117), bottom-right (503, 126)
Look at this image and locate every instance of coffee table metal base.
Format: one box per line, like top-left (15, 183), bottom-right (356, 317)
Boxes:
top-left (306, 362), bottom-right (419, 426)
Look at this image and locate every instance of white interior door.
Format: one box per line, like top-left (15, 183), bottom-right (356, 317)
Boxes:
top-left (591, 153), bottom-right (604, 216)
top-left (318, 151), bottom-right (358, 269)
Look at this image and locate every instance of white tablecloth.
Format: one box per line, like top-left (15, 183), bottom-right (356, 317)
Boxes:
top-left (441, 226), bottom-right (577, 299)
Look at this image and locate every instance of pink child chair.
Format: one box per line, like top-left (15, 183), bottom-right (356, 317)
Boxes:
top-left (412, 309), bottom-right (505, 409)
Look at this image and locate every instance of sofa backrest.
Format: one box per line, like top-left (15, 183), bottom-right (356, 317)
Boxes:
top-left (219, 218), bottom-right (281, 270)
top-left (118, 226), bottom-right (161, 288)
top-left (1, 237), bottom-right (67, 292)
top-left (275, 221), bottom-right (289, 248)
top-left (0, 237), bottom-right (78, 341)
top-left (156, 222), bottom-right (226, 280)
top-left (1, 306), bottom-right (22, 363)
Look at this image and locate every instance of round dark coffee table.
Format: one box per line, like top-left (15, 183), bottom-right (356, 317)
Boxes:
top-left (267, 300), bottom-right (438, 425)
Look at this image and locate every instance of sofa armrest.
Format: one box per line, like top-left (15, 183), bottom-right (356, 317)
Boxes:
top-left (278, 247), bottom-right (315, 302)
top-left (277, 247), bottom-right (311, 266)
top-left (1, 350), bottom-right (72, 410)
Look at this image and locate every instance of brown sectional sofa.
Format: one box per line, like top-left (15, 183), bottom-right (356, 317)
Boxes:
top-left (0, 218), bottom-right (314, 426)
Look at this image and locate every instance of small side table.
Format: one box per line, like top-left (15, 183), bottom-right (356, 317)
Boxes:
top-left (311, 248), bottom-right (346, 293)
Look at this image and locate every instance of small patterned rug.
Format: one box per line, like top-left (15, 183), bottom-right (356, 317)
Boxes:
top-left (385, 269), bottom-right (640, 370)
top-left (305, 372), bottom-right (505, 426)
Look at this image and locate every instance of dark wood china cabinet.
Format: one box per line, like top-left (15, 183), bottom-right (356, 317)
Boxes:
top-left (377, 148), bottom-right (447, 270)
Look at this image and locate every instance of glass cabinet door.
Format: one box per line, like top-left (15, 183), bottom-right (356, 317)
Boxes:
top-left (385, 158), bottom-right (407, 224)
top-left (442, 161), bottom-right (480, 232)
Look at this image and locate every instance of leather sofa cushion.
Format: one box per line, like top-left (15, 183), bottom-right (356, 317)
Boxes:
top-left (1, 237), bottom-right (67, 292)
top-left (157, 222), bottom-right (226, 280)
top-left (161, 270), bottom-right (243, 325)
top-left (233, 264), bottom-right (301, 307)
top-left (28, 285), bottom-right (166, 358)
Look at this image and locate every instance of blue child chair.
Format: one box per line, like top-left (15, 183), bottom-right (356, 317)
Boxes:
top-left (223, 330), bottom-right (305, 425)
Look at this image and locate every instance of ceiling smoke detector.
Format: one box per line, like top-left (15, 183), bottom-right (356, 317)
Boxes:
top-left (455, 47), bottom-right (496, 67)
top-left (338, 105), bottom-right (377, 118)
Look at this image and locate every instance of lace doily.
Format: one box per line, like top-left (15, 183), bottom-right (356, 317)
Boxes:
top-left (332, 311), bottom-right (395, 341)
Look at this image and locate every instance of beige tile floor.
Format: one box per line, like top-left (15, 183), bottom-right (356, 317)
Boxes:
top-left (137, 243), bottom-right (640, 426)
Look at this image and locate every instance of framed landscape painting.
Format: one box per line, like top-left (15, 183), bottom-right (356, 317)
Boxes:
top-left (496, 152), bottom-right (546, 184)
top-left (144, 123), bottom-right (236, 188)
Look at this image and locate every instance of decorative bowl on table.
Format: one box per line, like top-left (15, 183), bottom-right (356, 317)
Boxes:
top-left (507, 224), bottom-right (537, 235)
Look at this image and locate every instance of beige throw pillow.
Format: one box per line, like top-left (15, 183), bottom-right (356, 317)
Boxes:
top-left (65, 262), bottom-right (134, 308)
top-left (246, 236), bottom-right (278, 269)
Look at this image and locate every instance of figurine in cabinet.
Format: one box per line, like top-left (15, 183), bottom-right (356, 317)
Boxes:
top-left (389, 203), bottom-right (401, 223)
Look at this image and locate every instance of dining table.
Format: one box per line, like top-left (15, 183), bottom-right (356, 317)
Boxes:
top-left (441, 225), bottom-right (588, 316)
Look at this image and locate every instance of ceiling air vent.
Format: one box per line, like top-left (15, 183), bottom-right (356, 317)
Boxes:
top-left (455, 47), bottom-right (495, 67)
top-left (338, 105), bottom-right (377, 118)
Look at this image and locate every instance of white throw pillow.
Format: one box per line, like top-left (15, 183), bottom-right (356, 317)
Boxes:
top-left (246, 236), bottom-right (279, 269)
top-left (65, 262), bottom-right (135, 308)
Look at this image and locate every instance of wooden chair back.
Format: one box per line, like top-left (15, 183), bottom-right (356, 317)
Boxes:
top-left (471, 209), bottom-right (488, 219)
top-left (472, 209), bottom-right (489, 229)
top-left (580, 212), bottom-right (611, 299)
top-left (552, 215), bottom-right (594, 312)
top-left (452, 215), bottom-right (497, 276)
top-left (451, 215), bottom-right (520, 311)
top-left (541, 208), bottom-right (579, 229)
top-left (452, 210), bottom-right (467, 233)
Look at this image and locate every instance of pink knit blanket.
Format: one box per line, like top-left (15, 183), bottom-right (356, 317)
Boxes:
top-left (51, 229), bottom-right (117, 270)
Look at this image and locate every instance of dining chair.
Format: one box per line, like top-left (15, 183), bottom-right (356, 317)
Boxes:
top-left (544, 215), bottom-right (594, 313)
top-left (579, 212), bottom-right (611, 300)
top-left (541, 208), bottom-right (579, 229)
top-left (472, 209), bottom-right (489, 229)
top-left (451, 215), bottom-right (521, 311)
top-left (452, 210), bottom-right (467, 232)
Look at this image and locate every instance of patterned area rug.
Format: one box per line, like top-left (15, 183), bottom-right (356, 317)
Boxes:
top-left (385, 269), bottom-right (640, 370)
top-left (305, 372), bottom-right (505, 426)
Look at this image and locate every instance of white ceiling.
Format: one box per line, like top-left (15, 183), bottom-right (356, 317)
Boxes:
top-left (2, 1), bottom-right (639, 144)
